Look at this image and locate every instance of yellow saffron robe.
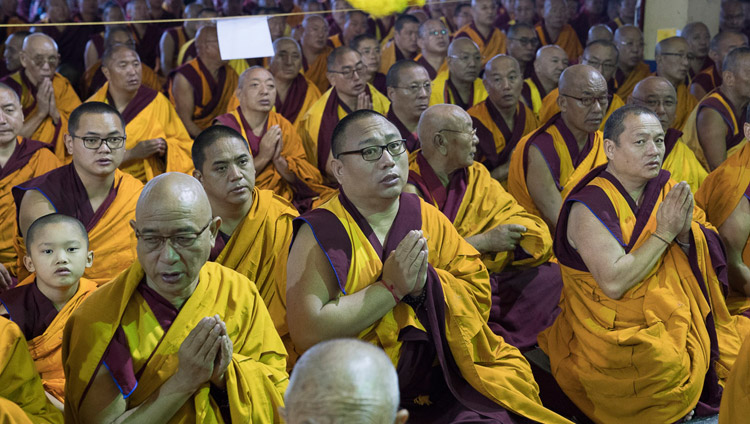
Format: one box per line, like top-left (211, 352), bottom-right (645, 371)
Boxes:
top-left (301, 46), bottom-right (333, 94)
top-left (719, 336), bottom-right (750, 424)
top-left (661, 128), bottom-right (707, 193)
top-left (534, 24), bottom-right (583, 63)
top-left (168, 58), bottom-right (239, 131)
top-left (673, 81), bottom-right (699, 131)
top-left (454, 23), bottom-right (507, 66)
top-left (378, 40), bottom-right (415, 75)
top-left (430, 70), bottom-right (488, 110)
top-left (539, 88), bottom-right (625, 131)
top-left (63, 262), bottom-right (289, 423)
top-left (614, 62), bottom-right (651, 100)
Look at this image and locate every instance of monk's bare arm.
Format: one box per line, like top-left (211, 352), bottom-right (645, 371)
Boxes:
top-left (690, 83), bottom-right (707, 102)
top-left (696, 108), bottom-right (728, 170)
top-left (718, 196), bottom-right (750, 296)
top-left (526, 145), bottom-right (562, 232)
top-left (84, 40), bottom-right (99, 73)
top-left (490, 161), bottom-right (511, 182)
top-left (172, 74), bottom-right (202, 138)
top-left (159, 32), bottom-right (176, 76)
top-left (18, 190), bottom-right (56, 238)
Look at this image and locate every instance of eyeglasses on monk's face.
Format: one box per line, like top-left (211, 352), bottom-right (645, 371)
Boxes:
top-left (134, 220), bottom-right (213, 251)
top-left (394, 81), bottom-right (432, 94)
top-left (336, 139), bottom-right (407, 161)
top-left (560, 93), bottom-right (609, 108)
top-left (70, 134), bottom-right (127, 150)
top-left (328, 62), bottom-right (367, 79)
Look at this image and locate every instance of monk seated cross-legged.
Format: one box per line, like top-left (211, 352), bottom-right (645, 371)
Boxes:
top-left (384, 60), bottom-right (432, 152)
top-left (429, 38), bottom-right (488, 110)
top-left (63, 173), bottom-right (289, 423)
top-left (541, 105), bottom-right (750, 423)
top-left (267, 37), bottom-right (322, 129)
top-left (0, 214), bottom-right (97, 411)
top-left (287, 109), bottom-right (572, 423)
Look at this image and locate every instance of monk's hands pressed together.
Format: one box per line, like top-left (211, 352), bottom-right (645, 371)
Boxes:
top-left (271, 136), bottom-right (295, 182)
top-left (209, 316), bottom-right (233, 390)
top-left (482, 224), bottom-right (527, 253)
top-left (35, 78), bottom-right (54, 120)
top-left (256, 125), bottom-right (282, 171)
top-left (356, 92), bottom-right (372, 111)
top-left (127, 138), bottom-right (167, 161)
top-left (655, 181), bottom-right (693, 242)
top-left (174, 316), bottom-right (224, 392)
top-left (383, 230), bottom-right (429, 299)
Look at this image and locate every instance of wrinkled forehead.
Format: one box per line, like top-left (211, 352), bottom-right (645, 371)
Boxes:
top-left (275, 39), bottom-right (300, 54)
top-left (0, 87), bottom-right (20, 105)
top-left (586, 44), bottom-right (618, 59)
top-left (488, 57), bottom-right (520, 74)
top-left (334, 51), bottom-right (362, 68)
top-left (341, 116), bottom-right (400, 150)
top-left (452, 40), bottom-right (480, 55)
top-left (422, 19), bottom-right (446, 32)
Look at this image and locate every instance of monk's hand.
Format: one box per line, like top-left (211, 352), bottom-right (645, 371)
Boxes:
top-left (210, 316), bottom-right (233, 389)
top-left (656, 181), bottom-right (693, 242)
top-left (0, 263), bottom-right (11, 292)
top-left (260, 125), bottom-right (282, 153)
top-left (356, 92), bottom-right (372, 111)
top-left (174, 316), bottom-right (223, 392)
top-left (677, 183), bottom-right (694, 243)
top-left (128, 138), bottom-right (167, 161)
top-left (36, 78), bottom-right (53, 118)
top-left (46, 81), bottom-right (60, 124)
top-left (483, 224), bottom-right (527, 253)
top-left (383, 230), bottom-right (428, 299)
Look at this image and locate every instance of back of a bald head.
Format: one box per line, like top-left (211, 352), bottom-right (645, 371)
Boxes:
top-left (136, 173), bottom-right (212, 221)
top-left (448, 37), bottom-right (479, 56)
top-left (418, 104), bottom-right (466, 151)
top-left (558, 64), bottom-right (603, 93)
top-left (655, 36), bottom-right (687, 56)
top-left (632, 76), bottom-right (676, 99)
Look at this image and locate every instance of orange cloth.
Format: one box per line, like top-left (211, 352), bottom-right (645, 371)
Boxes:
top-left (454, 23), bottom-right (507, 66)
top-left (302, 46), bottom-right (333, 93)
top-left (539, 88), bottom-right (625, 131)
top-left (534, 24), bottom-right (583, 63)
top-left (614, 62), bottom-right (651, 100)
top-left (661, 131), bottom-right (707, 193)
top-left (378, 40), bottom-right (413, 75)
top-left (672, 81), bottom-right (699, 131)
top-left (719, 335), bottom-right (750, 424)
top-left (429, 70), bottom-right (488, 109)
top-left (80, 61), bottom-right (162, 100)
top-left (168, 58), bottom-right (239, 131)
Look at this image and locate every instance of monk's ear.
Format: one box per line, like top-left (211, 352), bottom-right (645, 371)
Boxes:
top-left (192, 169), bottom-right (203, 182)
top-left (86, 250), bottom-right (94, 268)
top-left (395, 409), bottom-right (409, 424)
top-left (331, 157), bottom-right (345, 180)
top-left (386, 86), bottom-right (396, 101)
top-left (326, 71), bottom-right (336, 87)
top-left (101, 65), bottom-right (110, 81)
top-left (603, 137), bottom-right (616, 159)
top-left (744, 122), bottom-right (750, 141)
top-left (208, 216), bottom-right (222, 247)
top-left (433, 133), bottom-right (448, 155)
top-left (22, 255), bottom-right (35, 273)
top-left (722, 70), bottom-right (735, 87)
top-left (557, 94), bottom-right (567, 113)
top-left (129, 219), bottom-right (137, 233)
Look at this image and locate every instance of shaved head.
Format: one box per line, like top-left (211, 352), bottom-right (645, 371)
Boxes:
top-left (136, 173), bottom-right (212, 223)
top-left (26, 214), bottom-right (89, 250)
top-left (630, 76), bottom-right (677, 130)
top-left (447, 37), bottom-right (479, 57)
top-left (587, 24), bottom-right (613, 44)
top-left (417, 104), bottom-right (478, 172)
top-left (558, 64), bottom-right (604, 93)
top-left (196, 25), bottom-right (218, 45)
top-left (238, 65), bottom-right (272, 89)
top-left (273, 36), bottom-right (301, 54)
top-left (534, 45), bottom-right (569, 88)
top-left (22, 32), bottom-right (58, 53)
top-left (654, 36), bottom-right (688, 56)
top-left (418, 103), bottom-right (469, 150)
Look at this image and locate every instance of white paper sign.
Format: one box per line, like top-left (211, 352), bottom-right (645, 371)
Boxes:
top-left (217, 16), bottom-right (274, 60)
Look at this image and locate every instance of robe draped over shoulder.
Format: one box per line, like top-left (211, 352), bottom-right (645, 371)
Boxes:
top-left (429, 70), bottom-right (488, 110)
top-left (168, 57), bottom-right (239, 130)
top-left (661, 128), bottom-right (707, 193)
top-left (534, 25), bottom-right (582, 63)
top-left (614, 62), bottom-right (651, 100)
top-left (719, 336), bottom-right (750, 423)
top-left (301, 46), bottom-right (333, 93)
top-left (454, 24), bottom-right (507, 66)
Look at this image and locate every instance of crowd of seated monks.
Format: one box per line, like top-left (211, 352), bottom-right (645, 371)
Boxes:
top-left (2, 0), bottom-right (750, 422)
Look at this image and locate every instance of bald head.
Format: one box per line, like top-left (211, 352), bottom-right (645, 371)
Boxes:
top-left (22, 33), bottom-right (58, 53)
top-left (709, 31), bottom-right (748, 73)
top-left (195, 25), bottom-right (221, 62)
top-left (447, 37), bottom-right (479, 57)
top-left (682, 21), bottom-right (709, 41)
top-left (137, 173), bottom-right (211, 222)
top-left (588, 24), bottom-right (613, 44)
top-left (418, 104), bottom-right (468, 150)
top-left (273, 36), bottom-right (301, 55)
top-left (558, 64), bottom-right (605, 93)
top-left (655, 36), bottom-right (689, 56)
top-left (447, 38), bottom-right (482, 82)
top-left (534, 45), bottom-right (569, 87)
top-left (630, 76), bottom-right (677, 130)
top-left (196, 25), bottom-right (218, 45)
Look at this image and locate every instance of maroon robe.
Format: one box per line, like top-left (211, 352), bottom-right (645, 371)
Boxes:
top-left (692, 65), bottom-right (722, 94)
top-left (0, 138), bottom-right (52, 179)
top-left (128, 23), bottom-right (162, 69)
top-left (416, 55), bottom-right (440, 80)
top-left (386, 106), bottom-right (420, 152)
top-left (0, 281), bottom-right (58, 340)
top-left (372, 72), bottom-right (387, 96)
top-left (521, 69), bottom-right (548, 110)
top-left (698, 89), bottom-right (748, 152)
top-left (275, 73), bottom-right (310, 125)
top-left (444, 74), bottom-right (474, 111)
top-left (472, 100), bottom-right (529, 170)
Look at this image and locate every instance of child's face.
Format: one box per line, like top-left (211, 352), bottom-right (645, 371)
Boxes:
top-left (24, 222), bottom-right (93, 289)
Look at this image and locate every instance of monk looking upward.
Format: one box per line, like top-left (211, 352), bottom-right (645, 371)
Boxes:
top-left (454, 0), bottom-right (507, 66)
top-left (690, 31), bottom-right (748, 102)
top-left (682, 22), bottom-right (712, 77)
top-left (613, 25), bottom-right (649, 99)
top-left (414, 19), bottom-right (449, 81)
top-left (300, 15), bottom-right (334, 93)
top-left (654, 36), bottom-right (698, 130)
top-left (268, 37), bottom-right (322, 129)
top-left (385, 60), bottom-right (431, 152)
top-left (535, 0), bottom-right (583, 63)
top-left (430, 38), bottom-right (488, 109)
top-left (379, 14), bottom-right (420, 75)
top-left (521, 44), bottom-right (568, 118)
top-left (63, 173), bottom-right (288, 423)
top-left (506, 23), bottom-right (539, 79)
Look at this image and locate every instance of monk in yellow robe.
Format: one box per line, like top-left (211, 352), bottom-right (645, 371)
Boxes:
top-left (1, 33), bottom-right (81, 162)
top-left (0, 317), bottom-right (62, 423)
top-left (299, 15), bottom-right (334, 93)
top-left (268, 38), bottom-right (322, 129)
top-left (430, 38), bottom-right (488, 109)
top-left (508, 65), bottom-right (609, 232)
top-left (287, 109), bottom-right (571, 423)
top-left (535, 0), bottom-right (583, 63)
top-left (158, 3), bottom-right (202, 76)
top-left (385, 61), bottom-right (431, 152)
top-left (613, 25), bottom-right (650, 99)
top-left (719, 336), bottom-right (750, 424)
top-left (689, 31), bottom-right (747, 101)
top-left (378, 14), bottom-right (419, 75)
top-left (298, 47), bottom-right (390, 184)
top-left (89, 45), bottom-right (193, 183)
top-left (522, 45), bottom-right (568, 119)
top-left (0, 215), bottom-right (97, 409)
top-left (0, 83), bottom-right (60, 286)
top-left (415, 19), bottom-right (449, 80)
top-left (469, 55), bottom-right (538, 184)
top-left (654, 36), bottom-right (699, 131)
top-left (506, 22), bottom-right (539, 80)
top-left (169, 26), bottom-right (238, 138)
top-left (541, 105), bottom-right (750, 423)
top-left (454, 0), bottom-right (507, 66)
top-left (63, 173), bottom-right (288, 423)
top-left (13, 102), bottom-right (143, 286)
top-left (682, 21), bottom-right (712, 78)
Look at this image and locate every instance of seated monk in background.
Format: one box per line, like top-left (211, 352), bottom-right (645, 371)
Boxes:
top-left (454, 0), bottom-right (507, 66)
top-left (1, 33), bottom-right (81, 162)
top-left (654, 36), bottom-right (698, 130)
top-left (63, 173), bottom-right (288, 423)
top-left (385, 60), bottom-right (431, 152)
top-left (682, 21), bottom-right (712, 77)
top-left (299, 15), bottom-right (334, 93)
top-left (505, 23), bottom-right (539, 79)
top-left (587, 24), bottom-right (613, 44)
top-left (0, 83), bottom-right (60, 288)
top-left (613, 25), bottom-right (650, 99)
top-left (351, 34), bottom-right (387, 95)
top-left (430, 38), bottom-right (488, 109)
top-left (719, 336), bottom-right (750, 424)
top-left (0, 317), bottom-right (62, 423)
top-left (0, 214), bottom-right (97, 410)
top-left (158, 3), bottom-right (203, 76)
top-left (287, 109), bottom-right (571, 423)
top-left (407, 104), bottom-right (562, 351)
top-left (170, 26), bottom-right (238, 138)
top-left (414, 19), bottom-right (449, 80)
top-left (268, 37), bottom-right (322, 128)
top-left (469, 55), bottom-right (538, 184)
top-left (13, 102), bottom-right (143, 285)
top-left (379, 14), bottom-right (420, 75)
top-left (629, 76), bottom-right (707, 192)
top-left (542, 105), bottom-right (750, 423)
top-left (536, 0), bottom-right (583, 63)
top-left (690, 31), bottom-right (747, 101)
top-left (89, 44), bottom-right (193, 183)
top-left (298, 46), bottom-right (390, 184)
top-left (522, 45), bottom-right (568, 119)
top-left (217, 67), bottom-right (333, 210)
top-left (508, 65), bottom-right (609, 232)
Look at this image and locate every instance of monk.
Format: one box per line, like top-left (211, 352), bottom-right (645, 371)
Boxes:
top-left (720, 0), bottom-right (746, 34)
top-left (380, 14), bottom-right (420, 75)
top-left (329, 10), bottom-right (368, 48)
top-left (690, 31), bottom-right (748, 101)
top-left (0, 83), bottom-right (60, 287)
top-left (170, 26), bottom-right (238, 138)
top-left (508, 65), bottom-right (609, 231)
top-left (683, 22), bottom-right (713, 77)
top-left (351, 34), bottom-right (387, 95)
top-left (216, 67), bottom-right (332, 209)
top-left (629, 76), bottom-right (707, 193)
top-left (1, 33), bottom-right (81, 161)
top-left (536, 0), bottom-right (583, 63)
top-left (33, 0), bottom-right (96, 80)
top-left (414, 18), bottom-right (449, 80)
top-left (0, 214), bottom-right (96, 409)
top-left (385, 60), bottom-right (431, 152)
top-left (62, 172), bottom-right (288, 423)
top-left (287, 109), bottom-right (571, 423)
top-left (13, 102), bottom-right (143, 286)
top-left (654, 36), bottom-right (698, 130)
top-left (613, 25), bottom-right (650, 99)
top-left (469, 55), bottom-right (538, 184)
top-left (454, 0), bottom-right (507, 66)
top-left (587, 24), bottom-right (613, 44)
top-left (299, 15), bottom-right (334, 93)
top-left (0, 317), bottom-right (62, 423)
top-left (569, 0), bottom-right (608, 44)
top-left (125, 0), bottom-right (162, 70)
top-left (89, 44), bottom-right (194, 183)
top-left (2, 31), bottom-right (29, 78)
top-left (297, 46), bottom-right (390, 184)
top-left (281, 339), bottom-right (408, 424)
top-left (509, 0), bottom-right (537, 27)
top-left (268, 37), bottom-right (322, 129)
top-left (541, 105), bottom-right (750, 423)
top-left (175, 8), bottom-right (218, 67)
top-left (506, 23), bottom-right (540, 79)
top-left (82, 2), bottom-right (125, 73)
top-left (719, 336), bottom-right (750, 423)
top-left (606, 0), bottom-right (636, 30)
top-left (452, 3), bottom-right (474, 33)
top-left (430, 38), bottom-right (488, 109)
top-left (159, 2), bottom-right (203, 76)
top-left (522, 45), bottom-right (568, 119)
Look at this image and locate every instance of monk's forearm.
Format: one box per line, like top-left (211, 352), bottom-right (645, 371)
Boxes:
top-left (110, 375), bottom-right (198, 424)
top-left (20, 115), bottom-right (45, 139)
top-left (466, 233), bottom-right (489, 253)
top-left (598, 235), bottom-right (669, 299)
top-left (490, 162), bottom-right (510, 182)
top-left (185, 120), bottom-right (203, 138)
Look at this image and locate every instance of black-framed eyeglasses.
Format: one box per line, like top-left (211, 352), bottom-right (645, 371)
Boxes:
top-left (560, 93), bottom-right (609, 108)
top-left (394, 81), bottom-right (432, 94)
top-left (134, 220), bottom-right (213, 251)
top-left (630, 96), bottom-right (676, 109)
top-left (659, 52), bottom-right (695, 61)
top-left (336, 139), bottom-right (407, 161)
top-left (439, 127), bottom-right (477, 138)
top-left (70, 134), bottom-right (126, 150)
top-left (328, 63), bottom-right (367, 79)
top-left (508, 37), bottom-right (539, 47)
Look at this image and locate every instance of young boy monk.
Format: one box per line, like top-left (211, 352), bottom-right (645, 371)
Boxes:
top-left (0, 214), bottom-right (97, 410)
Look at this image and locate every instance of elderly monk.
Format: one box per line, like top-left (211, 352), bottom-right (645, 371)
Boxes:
top-left (170, 26), bottom-right (238, 138)
top-left (62, 172), bottom-right (288, 423)
top-left (379, 14), bottom-right (420, 75)
top-left (683, 22), bottom-right (713, 77)
top-left (407, 104), bottom-right (561, 351)
top-left (587, 24), bottom-right (613, 44)
top-left (297, 47), bottom-right (390, 184)
top-left (469, 55), bottom-right (538, 184)
top-left (0, 317), bottom-right (62, 423)
top-left (268, 38), bottom-right (322, 129)
top-left (509, 0), bottom-right (537, 27)
top-left (328, 10), bottom-right (368, 48)
top-left (506, 23), bottom-right (540, 79)
top-left (522, 45), bottom-right (568, 119)
top-left (630, 76), bottom-right (707, 192)
top-left (125, 0), bottom-right (162, 70)
top-left (536, 0), bottom-right (583, 63)
top-left (1, 34), bottom-right (81, 161)
top-left (613, 25), bottom-right (650, 99)
top-left (430, 38), bottom-right (488, 109)
top-left (654, 36), bottom-right (698, 131)
top-left (607, 0), bottom-right (636, 30)
top-left (385, 61), bottom-right (431, 152)
top-left (690, 31), bottom-right (748, 101)
top-left (2, 31), bottom-right (29, 78)
top-left (0, 214), bottom-right (96, 409)
top-left (0, 84), bottom-right (60, 288)
top-left (88, 44), bottom-right (193, 183)
top-left (159, 3), bottom-right (203, 76)
top-left (13, 102), bottom-right (143, 286)
top-left (719, 336), bottom-right (750, 423)
top-left (415, 18), bottom-right (449, 80)
top-left (508, 65), bottom-right (608, 232)
top-left (299, 15), bottom-right (334, 93)
top-left (33, 0), bottom-right (96, 80)
top-left (454, 0), bottom-right (507, 66)
top-left (351, 34), bottom-right (387, 95)
top-left (281, 338), bottom-right (409, 424)
top-left (541, 105), bottom-right (750, 423)
top-left (216, 67), bottom-right (332, 210)
top-left (287, 109), bottom-right (571, 423)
